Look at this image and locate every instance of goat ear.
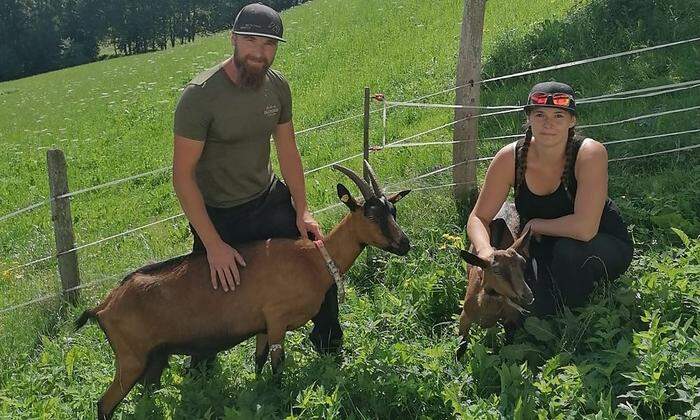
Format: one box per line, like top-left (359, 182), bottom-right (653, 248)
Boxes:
top-left (512, 226), bottom-right (532, 258)
top-left (459, 249), bottom-right (490, 269)
top-left (387, 189), bottom-right (411, 203)
top-left (337, 184), bottom-right (359, 210)
top-left (489, 218), bottom-right (515, 250)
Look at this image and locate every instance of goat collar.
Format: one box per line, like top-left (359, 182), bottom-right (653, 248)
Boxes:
top-left (314, 240), bottom-right (345, 304)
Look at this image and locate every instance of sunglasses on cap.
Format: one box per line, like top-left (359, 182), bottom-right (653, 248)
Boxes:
top-left (528, 92), bottom-right (574, 107)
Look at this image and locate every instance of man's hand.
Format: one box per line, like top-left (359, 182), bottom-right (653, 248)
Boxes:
top-left (206, 240), bottom-right (247, 292)
top-left (297, 209), bottom-right (324, 241)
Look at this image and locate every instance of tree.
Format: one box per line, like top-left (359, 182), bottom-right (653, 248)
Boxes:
top-left (0, 0), bottom-right (30, 80)
top-left (0, 0), bottom-right (312, 81)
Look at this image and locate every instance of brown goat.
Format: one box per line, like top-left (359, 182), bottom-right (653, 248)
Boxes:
top-left (456, 203), bottom-right (533, 360)
top-left (75, 162), bottom-right (411, 420)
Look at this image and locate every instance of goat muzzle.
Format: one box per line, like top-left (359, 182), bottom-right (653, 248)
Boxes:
top-left (389, 237), bottom-right (410, 256)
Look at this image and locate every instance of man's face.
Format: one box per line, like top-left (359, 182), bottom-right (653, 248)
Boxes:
top-left (232, 34), bottom-right (278, 89)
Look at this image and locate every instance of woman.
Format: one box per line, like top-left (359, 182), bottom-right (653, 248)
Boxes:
top-left (466, 81), bottom-right (633, 316)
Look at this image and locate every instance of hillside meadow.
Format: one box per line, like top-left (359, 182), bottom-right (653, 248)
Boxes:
top-left (1, 0), bottom-right (698, 418)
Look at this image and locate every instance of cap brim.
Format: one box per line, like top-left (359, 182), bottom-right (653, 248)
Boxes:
top-left (233, 31), bottom-right (286, 42)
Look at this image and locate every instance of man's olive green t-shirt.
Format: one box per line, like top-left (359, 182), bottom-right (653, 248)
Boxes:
top-left (173, 64), bottom-right (292, 208)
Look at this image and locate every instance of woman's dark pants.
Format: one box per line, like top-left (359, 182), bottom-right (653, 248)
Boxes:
top-left (527, 233), bottom-right (633, 316)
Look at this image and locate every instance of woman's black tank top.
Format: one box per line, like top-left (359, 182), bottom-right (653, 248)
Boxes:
top-left (514, 137), bottom-right (632, 244)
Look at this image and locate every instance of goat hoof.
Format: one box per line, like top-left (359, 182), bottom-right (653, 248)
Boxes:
top-left (455, 335), bottom-right (472, 362)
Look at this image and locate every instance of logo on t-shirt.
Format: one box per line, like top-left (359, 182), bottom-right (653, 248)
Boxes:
top-left (264, 104), bottom-right (280, 117)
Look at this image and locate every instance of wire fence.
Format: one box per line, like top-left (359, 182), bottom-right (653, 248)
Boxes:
top-left (3, 37), bottom-right (698, 224)
top-left (289, 38), bottom-right (700, 135)
top-left (376, 103), bottom-right (700, 150)
top-left (376, 82), bottom-right (700, 149)
top-left (0, 265), bottom-right (154, 317)
top-left (4, 102), bottom-right (699, 275)
top-left (2, 37), bottom-right (700, 317)
top-left (2, 139), bottom-right (698, 317)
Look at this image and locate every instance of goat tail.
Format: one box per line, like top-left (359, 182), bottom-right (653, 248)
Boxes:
top-left (75, 308), bottom-right (97, 331)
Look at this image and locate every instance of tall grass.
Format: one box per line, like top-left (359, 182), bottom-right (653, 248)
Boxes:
top-left (0, 0), bottom-right (698, 417)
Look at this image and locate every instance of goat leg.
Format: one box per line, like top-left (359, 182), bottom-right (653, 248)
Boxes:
top-left (254, 333), bottom-right (270, 377)
top-left (267, 325), bottom-right (287, 382)
top-left (503, 307), bottom-right (525, 345)
top-left (456, 309), bottom-right (472, 361)
top-left (141, 350), bottom-right (169, 392)
top-left (98, 352), bottom-right (147, 420)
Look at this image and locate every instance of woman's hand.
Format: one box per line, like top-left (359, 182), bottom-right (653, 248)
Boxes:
top-left (523, 219), bottom-right (543, 241)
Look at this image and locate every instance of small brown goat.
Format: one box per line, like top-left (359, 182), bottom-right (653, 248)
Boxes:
top-left (75, 161), bottom-right (410, 420)
top-left (456, 203), bottom-right (533, 360)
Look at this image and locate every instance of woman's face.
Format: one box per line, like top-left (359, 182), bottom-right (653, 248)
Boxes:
top-left (527, 107), bottom-right (576, 145)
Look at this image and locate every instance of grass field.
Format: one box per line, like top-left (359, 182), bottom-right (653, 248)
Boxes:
top-left (1, 0), bottom-right (699, 418)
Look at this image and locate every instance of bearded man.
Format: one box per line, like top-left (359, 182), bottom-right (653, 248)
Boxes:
top-left (172, 3), bottom-right (343, 368)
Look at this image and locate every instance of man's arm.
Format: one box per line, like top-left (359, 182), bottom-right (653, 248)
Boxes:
top-left (273, 121), bottom-right (323, 240)
top-left (172, 136), bottom-right (219, 248)
top-left (172, 135), bottom-right (245, 291)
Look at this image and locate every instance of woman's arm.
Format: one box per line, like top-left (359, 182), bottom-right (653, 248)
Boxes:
top-left (466, 143), bottom-right (516, 259)
top-left (526, 139), bottom-right (608, 241)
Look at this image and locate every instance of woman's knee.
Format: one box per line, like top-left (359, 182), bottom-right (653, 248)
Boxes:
top-left (551, 238), bottom-right (588, 270)
top-left (550, 238), bottom-right (598, 303)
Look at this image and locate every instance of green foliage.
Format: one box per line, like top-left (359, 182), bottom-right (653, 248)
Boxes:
top-left (1, 0), bottom-right (699, 418)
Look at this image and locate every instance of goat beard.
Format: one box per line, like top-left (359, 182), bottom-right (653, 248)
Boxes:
top-left (233, 50), bottom-right (270, 90)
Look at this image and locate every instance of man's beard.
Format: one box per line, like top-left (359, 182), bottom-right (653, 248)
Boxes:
top-left (233, 50), bottom-right (270, 90)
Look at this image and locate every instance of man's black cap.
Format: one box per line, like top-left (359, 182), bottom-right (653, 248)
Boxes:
top-left (524, 81), bottom-right (576, 114)
top-left (233, 3), bottom-right (286, 42)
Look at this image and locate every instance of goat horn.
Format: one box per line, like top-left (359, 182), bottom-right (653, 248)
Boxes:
top-left (363, 160), bottom-right (384, 197)
top-left (332, 164), bottom-right (373, 200)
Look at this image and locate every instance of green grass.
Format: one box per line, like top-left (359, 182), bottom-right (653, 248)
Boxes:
top-left (1, 0), bottom-right (699, 417)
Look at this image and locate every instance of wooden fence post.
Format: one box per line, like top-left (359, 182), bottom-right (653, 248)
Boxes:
top-left (47, 149), bottom-right (80, 303)
top-left (453, 0), bottom-right (486, 214)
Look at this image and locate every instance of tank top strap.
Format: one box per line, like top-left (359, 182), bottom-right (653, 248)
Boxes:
top-left (514, 138), bottom-right (526, 196)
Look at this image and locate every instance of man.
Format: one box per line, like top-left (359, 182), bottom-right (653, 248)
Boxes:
top-left (172, 3), bottom-right (343, 365)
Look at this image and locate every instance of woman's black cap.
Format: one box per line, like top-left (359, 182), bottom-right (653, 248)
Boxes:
top-left (524, 81), bottom-right (576, 114)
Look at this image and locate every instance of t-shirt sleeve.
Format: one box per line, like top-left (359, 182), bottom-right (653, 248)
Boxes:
top-left (173, 85), bottom-right (211, 142)
top-left (277, 75), bottom-right (293, 125)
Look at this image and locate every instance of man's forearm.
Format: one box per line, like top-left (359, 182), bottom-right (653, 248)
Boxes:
top-left (278, 145), bottom-right (308, 215)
